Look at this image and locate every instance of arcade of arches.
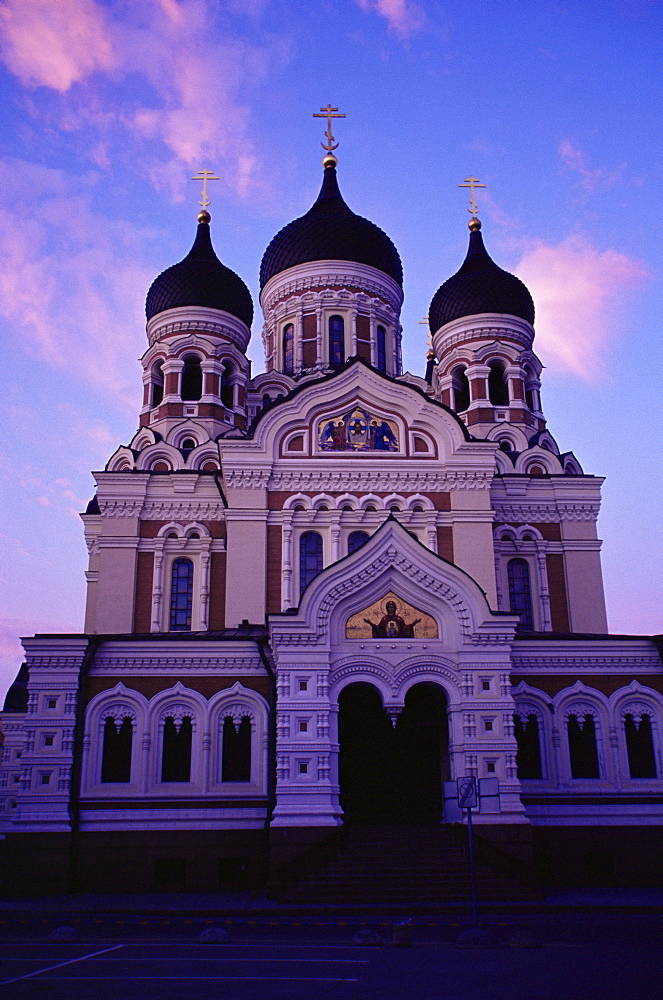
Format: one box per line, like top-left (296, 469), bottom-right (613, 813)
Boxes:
top-left (338, 681), bottom-right (450, 824)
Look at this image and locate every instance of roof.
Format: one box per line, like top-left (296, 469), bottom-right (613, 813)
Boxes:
top-left (429, 226), bottom-right (534, 332)
top-left (146, 221), bottom-right (254, 326)
top-left (260, 165), bottom-right (403, 289)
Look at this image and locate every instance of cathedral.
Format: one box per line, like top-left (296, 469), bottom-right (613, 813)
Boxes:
top-left (1, 123), bottom-right (661, 896)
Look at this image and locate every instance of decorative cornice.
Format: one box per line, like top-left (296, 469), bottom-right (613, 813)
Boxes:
top-left (98, 499), bottom-right (226, 520)
top-left (260, 469), bottom-right (493, 493)
top-left (93, 656), bottom-right (264, 672)
top-left (146, 306), bottom-right (251, 351)
top-left (260, 261), bottom-right (403, 315)
top-left (512, 656), bottom-right (661, 672)
top-left (492, 502), bottom-right (601, 522)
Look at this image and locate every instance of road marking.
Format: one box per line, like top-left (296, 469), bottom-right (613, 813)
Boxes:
top-left (0, 944), bottom-right (124, 985)
top-left (27, 975), bottom-right (358, 982)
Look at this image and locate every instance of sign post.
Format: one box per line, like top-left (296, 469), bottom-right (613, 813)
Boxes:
top-left (457, 776), bottom-right (479, 929)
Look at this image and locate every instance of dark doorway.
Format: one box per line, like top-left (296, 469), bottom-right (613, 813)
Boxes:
top-left (338, 681), bottom-right (448, 824)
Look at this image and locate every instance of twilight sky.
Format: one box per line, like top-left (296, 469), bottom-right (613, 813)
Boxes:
top-left (0, 0), bottom-right (661, 697)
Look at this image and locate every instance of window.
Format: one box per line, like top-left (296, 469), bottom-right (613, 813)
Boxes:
top-left (451, 365), bottom-right (470, 412)
top-left (376, 326), bottom-right (387, 373)
top-left (514, 713), bottom-right (542, 779)
top-left (299, 762), bottom-right (308, 774)
top-left (328, 315), bottom-right (345, 368)
top-left (299, 531), bottom-right (322, 595)
top-left (299, 680), bottom-right (308, 692)
top-left (151, 361), bottom-right (164, 407)
top-left (488, 361), bottom-right (509, 406)
top-left (43, 735), bottom-right (54, 747)
top-left (507, 558), bottom-right (534, 631)
top-left (181, 355), bottom-right (202, 401)
top-left (101, 716), bottom-right (133, 783)
top-left (348, 531), bottom-right (369, 555)
top-left (221, 362), bottom-right (234, 408)
top-left (221, 716), bottom-right (251, 781)
top-left (40, 773), bottom-right (51, 785)
top-left (47, 698), bottom-right (57, 709)
top-left (481, 679), bottom-right (491, 691)
top-left (262, 394), bottom-right (271, 410)
top-left (283, 323), bottom-right (294, 374)
top-left (484, 719), bottom-right (494, 732)
top-left (299, 720), bottom-right (308, 732)
top-left (181, 438), bottom-right (196, 451)
top-left (161, 716), bottom-right (192, 782)
top-left (624, 714), bottom-right (657, 778)
top-left (169, 558), bottom-right (194, 631)
top-left (568, 714), bottom-right (600, 779)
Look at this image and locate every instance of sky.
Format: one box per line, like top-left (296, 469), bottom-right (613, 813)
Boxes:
top-left (0, 0), bottom-right (661, 698)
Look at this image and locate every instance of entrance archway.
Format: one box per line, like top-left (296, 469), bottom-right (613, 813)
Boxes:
top-left (338, 681), bottom-right (449, 824)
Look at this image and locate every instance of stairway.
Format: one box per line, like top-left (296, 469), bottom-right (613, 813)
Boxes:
top-left (281, 824), bottom-right (535, 905)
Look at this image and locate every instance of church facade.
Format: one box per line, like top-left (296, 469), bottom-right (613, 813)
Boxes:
top-left (1, 146), bottom-right (661, 895)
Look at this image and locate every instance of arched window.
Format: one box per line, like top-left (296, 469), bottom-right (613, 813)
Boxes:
top-left (181, 355), bottom-right (202, 401)
top-left (376, 326), bottom-right (387, 373)
top-left (222, 716), bottom-right (252, 781)
top-left (221, 362), bottom-right (234, 409)
top-left (568, 714), bottom-right (599, 778)
top-left (283, 323), bottom-right (294, 374)
top-left (348, 530), bottom-right (369, 554)
top-left (451, 365), bottom-right (470, 412)
top-left (299, 531), bottom-right (323, 595)
top-left (507, 558), bottom-right (534, 631)
top-left (101, 716), bottom-right (133, 783)
top-left (488, 361), bottom-right (509, 406)
top-left (169, 558), bottom-right (193, 631)
top-left (328, 315), bottom-right (345, 368)
top-left (151, 361), bottom-right (164, 408)
top-left (161, 715), bottom-right (192, 782)
top-left (624, 714), bottom-right (657, 778)
top-left (513, 713), bottom-right (542, 779)
top-left (262, 393), bottom-right (271, 410)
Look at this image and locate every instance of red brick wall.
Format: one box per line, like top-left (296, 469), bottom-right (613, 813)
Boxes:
top-left (437, 526), bottom-right (454, 563)
top-left (546, 554), bottom-right (570, 632)
top-left (133, 552), bottom-right (154, 633)
top-left (266, 525), bottom-right (282, 612)
top-left (208, 552), bottom-right (226, 629)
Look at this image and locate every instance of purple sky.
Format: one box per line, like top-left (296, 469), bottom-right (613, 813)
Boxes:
top-left (0, 0), bottom-right (661, 697)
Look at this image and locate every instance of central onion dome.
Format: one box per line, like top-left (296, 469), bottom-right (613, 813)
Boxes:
top-left (260, 163), bottom-right (403, 289)
top-left (146, 214), bottom-right (254, 326)
top-left (429, 220), bottom-right (534, 333)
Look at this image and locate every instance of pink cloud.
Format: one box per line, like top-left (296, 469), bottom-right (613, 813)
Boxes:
top-left (0, 0), bottom-right (116, 91)
top-left (0, 160), bottom-right (154, 411)
top-left (559, 140), bottom-right (623, 193)
top-left (515, 235), bottom-right (648, 380)
top-left (0, 0), bottom-right (272, 200)
top-left (355, 0), bottom-right (426, 38)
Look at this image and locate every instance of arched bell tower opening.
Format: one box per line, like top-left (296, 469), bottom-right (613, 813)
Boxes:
top-left (338, 680), bottom-right (449, 825)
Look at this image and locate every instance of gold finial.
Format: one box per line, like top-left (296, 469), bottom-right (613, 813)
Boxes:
top-left (313, 104), bottom-right (346, 165)
top-left (458, 175), bottom-right (486, 228)
top-left (191, 168), bottom-right (220, 220)
top-left (419, 316), bottom-right (436, 359)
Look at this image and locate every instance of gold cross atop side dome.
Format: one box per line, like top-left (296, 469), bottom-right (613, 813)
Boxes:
top-left (191, 168), bottom-right (220, 222)
top-left (458, 175), bottom-right (486, 230)
top-left (313, 104), bottom-right (346, 166)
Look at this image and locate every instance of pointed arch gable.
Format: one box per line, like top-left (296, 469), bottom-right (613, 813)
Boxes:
top-left (269, 518), bottom-right (517, 652)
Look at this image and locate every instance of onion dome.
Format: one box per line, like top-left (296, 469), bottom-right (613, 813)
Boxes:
top-left (3, 662), bottom-right (29, 712)
top-left (429, 220), bottom-right (534, 333)
top-left (260, 164), bottom-right (402, 289)
top-left (146, 214), bottom-right (253, 326)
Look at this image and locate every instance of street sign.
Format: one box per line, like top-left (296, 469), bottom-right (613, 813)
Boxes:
top-left (457, 775), bottom-right (478, 809)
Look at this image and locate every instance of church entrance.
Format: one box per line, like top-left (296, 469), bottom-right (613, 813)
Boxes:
top-left (338, 682), bottom-right (449, 824)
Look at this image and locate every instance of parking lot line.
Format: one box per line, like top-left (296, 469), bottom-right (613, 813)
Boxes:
top-left (0, 944), bottom-right (124, 986)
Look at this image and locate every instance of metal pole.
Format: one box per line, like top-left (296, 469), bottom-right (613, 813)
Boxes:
top-left (466, 806), bottom-right (478, 929)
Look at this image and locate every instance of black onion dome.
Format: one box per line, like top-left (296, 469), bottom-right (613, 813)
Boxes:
top-left (260, 165), bottom-right (403, 289)
top-left (3, 663), bottom-right (29, 712)
top-left (146, 221), bottom-right (253, 326)
top-left (429, 226), bottom-right (534, 333)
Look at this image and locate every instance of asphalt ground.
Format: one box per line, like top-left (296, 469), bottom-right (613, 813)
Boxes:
top-left (0, 936), bottom-right (661, 1000)
top-left (0, 915), bottom-right (661, 1000)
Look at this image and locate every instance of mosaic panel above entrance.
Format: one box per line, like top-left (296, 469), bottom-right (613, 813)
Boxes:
top-left (318, 407), bottom-right (399, 452)
top-left (346, 592), bottom-right (438, 639)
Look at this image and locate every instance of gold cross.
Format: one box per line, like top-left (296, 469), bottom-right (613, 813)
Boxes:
top-left (458, 175), bottom-right (486, 217)
top-left (191, 168), bottom-right (220, 210)
top-left (313, 104), bottom-right (346, 153)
